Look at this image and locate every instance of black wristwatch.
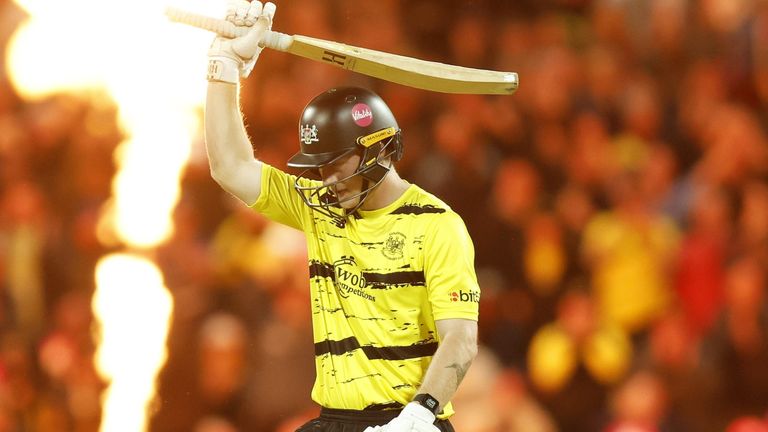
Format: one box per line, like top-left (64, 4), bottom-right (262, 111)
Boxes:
top-left (412, 393), bottom-right (440, 415)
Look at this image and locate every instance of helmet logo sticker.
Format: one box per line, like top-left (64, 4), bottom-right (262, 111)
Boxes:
top-left (300, 124), bottom-right (319, 145)
top-left (352, 103), bottom-right (373, 127)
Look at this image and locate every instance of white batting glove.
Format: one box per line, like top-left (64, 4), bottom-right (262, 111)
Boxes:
top-left (207, 0), bottom-right (276, 83)
top-left (363, 403), bottom-right (440, 432)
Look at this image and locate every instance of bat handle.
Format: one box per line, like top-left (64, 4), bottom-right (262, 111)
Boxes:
top-left (260, 30), bottom-right (293, 52)
top-left (164, 6), bottom-right (293, 52)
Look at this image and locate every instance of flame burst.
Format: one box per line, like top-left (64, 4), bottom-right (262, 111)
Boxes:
top-left (93, 255), bottom-right (174, 431)
top-left (7, 0), bottom-right (220, 430)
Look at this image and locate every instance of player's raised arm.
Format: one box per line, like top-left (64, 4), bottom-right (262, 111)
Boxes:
top-left (204, 1), bottom-right (276, 206)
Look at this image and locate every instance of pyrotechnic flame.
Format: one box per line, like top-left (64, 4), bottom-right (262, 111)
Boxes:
top-left (6, 0), bottom-right (221, 430)
top-left (93, 255), bottom-right (174, 431)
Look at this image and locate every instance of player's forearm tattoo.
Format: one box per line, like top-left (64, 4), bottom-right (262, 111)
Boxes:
top-left (446, 361), bottom-right (471, 386)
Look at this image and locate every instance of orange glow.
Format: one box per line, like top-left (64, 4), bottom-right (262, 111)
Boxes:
top-left (7, 0), bottom-right (220, 430)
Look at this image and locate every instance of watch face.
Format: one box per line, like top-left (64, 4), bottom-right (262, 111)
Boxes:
top-left (424, 398), bottom-right (437, 411)
top-left (414, 393), bottom-right (440, 414)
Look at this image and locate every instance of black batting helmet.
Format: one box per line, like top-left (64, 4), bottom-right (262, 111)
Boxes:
top-left (287, 86), bottom-right (403, 169)
top-left (287, 87), bottom-right (404, 224)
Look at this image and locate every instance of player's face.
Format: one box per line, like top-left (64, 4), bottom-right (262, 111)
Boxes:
top-left (319, 152), bottom-right (364, 209)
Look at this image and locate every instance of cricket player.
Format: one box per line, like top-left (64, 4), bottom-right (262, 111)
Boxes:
top-left (204, 2), bottom-right (481, 431)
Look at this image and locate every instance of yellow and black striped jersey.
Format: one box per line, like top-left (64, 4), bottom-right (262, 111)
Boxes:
top-left (251, 164), bottom-right (480, 417)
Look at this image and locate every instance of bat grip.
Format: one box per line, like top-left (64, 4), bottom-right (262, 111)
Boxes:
top-left (164, 7), bottom-right (293, 52)
top-left (260, 30), bottom-right (292, 52)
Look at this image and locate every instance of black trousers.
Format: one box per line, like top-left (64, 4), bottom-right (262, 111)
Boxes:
top-left (295, 407), bottom-right (456, 432)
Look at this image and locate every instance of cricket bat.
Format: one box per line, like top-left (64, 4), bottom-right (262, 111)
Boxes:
top-left (165, 7), bottom-right (519, 95)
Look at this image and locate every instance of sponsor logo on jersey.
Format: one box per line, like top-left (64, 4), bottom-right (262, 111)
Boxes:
top-left (300, 124), bottom-right (319, 145)
top-left (382, 232), bottom-right (406, 260)
top-left (352, 103), bottom-right (373, 127)
top-left (333, 256), bottom-right (375, 302)
top-left (450, 290), bottom-right (480, 303)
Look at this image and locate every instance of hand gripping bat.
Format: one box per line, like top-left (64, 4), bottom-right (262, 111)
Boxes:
top-left (165, 7), bottom-right (519, 95)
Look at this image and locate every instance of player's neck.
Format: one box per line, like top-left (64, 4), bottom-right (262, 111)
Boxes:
top-left (360, 169), bottom-right (409, 211)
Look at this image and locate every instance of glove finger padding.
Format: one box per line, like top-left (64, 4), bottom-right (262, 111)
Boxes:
top-left (263, 2), bottom-right (276, 20)
top-left (225, 0), bottom-right (238, 22)
top-left (397, 403), bottom-right (440, 432)
top-left (371, 417), bottom-right (404, 432)
top-left (207, 1), bottom-right (277, 82)
top-left (233, 2), bottom-right (274, 77)
top-left (233, 0), bottom-right (250, 25)
top-left (411, 420), bottom-right (441, 432)
top-left (245, 1), bottom-right (263, 25)
top-left (366, 403), bottom-right (440, 432)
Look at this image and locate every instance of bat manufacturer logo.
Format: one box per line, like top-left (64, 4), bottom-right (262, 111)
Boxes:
top-left (382, 232), bottom-right (406, 260)
top-left (351, 103), bottom-right (373, 127)
top-left (300, 124), bottom-right (319, 145)
top-left (322, 50), bottom-right (347, 67)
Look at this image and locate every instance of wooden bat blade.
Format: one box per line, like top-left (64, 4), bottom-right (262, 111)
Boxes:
top-left (288, 35), bottom-right (518, 95)
top-left (165, 7), bottom-right (519, 95)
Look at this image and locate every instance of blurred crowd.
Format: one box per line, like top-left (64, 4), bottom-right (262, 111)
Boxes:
top-left (1, 0), bottom-right (768, 431)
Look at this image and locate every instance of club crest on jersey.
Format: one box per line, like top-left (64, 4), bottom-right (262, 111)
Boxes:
top-left (300, 124), bottom-right (319, 145)
top-left (333, 256), bottom-right (375, 302)
top-left (382, 232), bottom-right (406, 260)
top-left (351, 103), bottom-right (373, 127)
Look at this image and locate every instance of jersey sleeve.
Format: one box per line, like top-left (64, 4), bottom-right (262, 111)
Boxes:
top-left (422, 211), bottom-right (480, 321)
top-left (250, 164), bottom-right (314, 232)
